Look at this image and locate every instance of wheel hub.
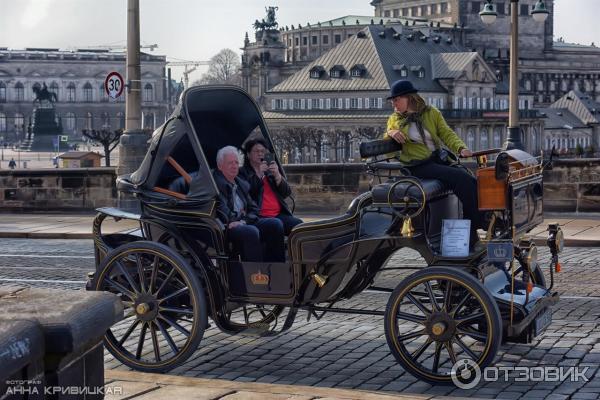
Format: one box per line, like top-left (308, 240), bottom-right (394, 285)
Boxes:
top-left (426, 312), bottom-right (456, 342)
top-left (134, 294), bottom-right (158, 322)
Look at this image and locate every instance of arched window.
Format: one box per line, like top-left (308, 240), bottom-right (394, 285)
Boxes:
top-left (480, 129), bottom-right (489, 150)
top-left (467, 129), bottom-right (475, 150)
top-left (64, 112), bottom-right (76, 131)
top-left (0, 113), bottom-right (6, 132)
top-left (537, 80), bottom-right (544, 91)
top-left (493, 128), bottom-right (502, 148)
top-left (83, 82), bottom-right (93, 102)
top-left (14, 113), bottom-right (24, 133)
top-left (0, 82), bottom-right (6, 102)
top-left (116, 112), bottom-right (125, 129)
top-left (143, 83), bottom-right (154, 102)
top-left (32, 82), bottom-right (41, 91)
top-left (49, 82), bottom-right (60, 102)
top-left (67, 83), bottom-right (76, 102)
top-left (101, 112), bottom-right (110, 129)
top-left (99, 83), bottom-right (107, 102)
top-left (143, 112), bottom-right (154, 129)
top-left (85, 112), bottom-right (93, 130)
top-left (14, 82), bottom-right (24, 102)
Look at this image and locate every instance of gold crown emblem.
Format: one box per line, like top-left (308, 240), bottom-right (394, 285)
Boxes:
top-left (250, 271), bottom-right (269, 285)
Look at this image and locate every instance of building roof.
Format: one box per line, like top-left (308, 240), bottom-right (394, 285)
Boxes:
top-left (551, 90), bottom-right (600, 125)
top-left (538, 108), bottom-right (588, 130)
top-left (431, 52), bottom-right (479, 79)
top-left (58, 151), bottom-right (103, 159)
top-left (284, 15), bottom-right (456, 31)
top-left (268, 25), bottom-right (470, 94)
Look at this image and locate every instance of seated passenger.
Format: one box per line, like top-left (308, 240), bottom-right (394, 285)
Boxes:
top-left (240, 139), bottom-right (303, 235)
top-left (213, 146), bottom-right (285, 262)
top-left (383, 80), bottom-right (484, 250)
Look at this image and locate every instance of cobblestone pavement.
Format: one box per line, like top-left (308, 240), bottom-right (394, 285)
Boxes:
top-left (1, 239), bottom-right (599, 399)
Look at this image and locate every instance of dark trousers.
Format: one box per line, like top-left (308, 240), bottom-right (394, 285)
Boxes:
top-left (228, 218), bottom-right (285, 262)
top-left (274, 213), bottom-right (303, 235)
top-left (407, 160), bottom-right (484, 243)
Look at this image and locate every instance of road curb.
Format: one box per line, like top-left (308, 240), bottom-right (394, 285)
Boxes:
top-left (104, 369), bottom-right (460, 399)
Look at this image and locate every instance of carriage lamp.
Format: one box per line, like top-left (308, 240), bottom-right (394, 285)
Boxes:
top-left (547, 223), bottom-right (564, 255)
top-left (524, 244), bottom-right (538, 269)
top-left (311, 272), bottom-right (328, 288)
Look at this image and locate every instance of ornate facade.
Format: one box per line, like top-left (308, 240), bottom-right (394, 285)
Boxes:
top-left (0, 48), bottom-right (170, 144)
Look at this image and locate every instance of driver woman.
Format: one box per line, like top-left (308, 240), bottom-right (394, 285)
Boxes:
top-left (383, 80), bottom-right (484, 250)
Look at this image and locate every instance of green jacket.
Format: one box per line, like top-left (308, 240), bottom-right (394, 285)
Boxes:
top-left (384, 106), bottom-right (466, 163)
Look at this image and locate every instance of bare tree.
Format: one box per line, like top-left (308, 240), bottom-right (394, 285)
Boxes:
top-left (271, 127), bottom-right (315, 163)
top-left (196, 48), bottom-right (241, 86)
top-left (82, 129), bottom-right (123, 167)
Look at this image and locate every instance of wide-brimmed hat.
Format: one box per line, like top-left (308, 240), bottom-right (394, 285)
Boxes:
top-left (387, 80), bottom-right (418, 100)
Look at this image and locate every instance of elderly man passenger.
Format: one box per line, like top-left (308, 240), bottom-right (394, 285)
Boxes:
top-left (213, 146), bottom-right (285, 262)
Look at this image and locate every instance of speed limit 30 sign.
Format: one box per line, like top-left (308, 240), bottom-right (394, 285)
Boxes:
top-left (105, 71), bottom-right (125, 99)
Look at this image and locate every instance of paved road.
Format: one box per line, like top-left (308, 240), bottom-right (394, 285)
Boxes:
top-left (1, 239), bottom-right (599, 399)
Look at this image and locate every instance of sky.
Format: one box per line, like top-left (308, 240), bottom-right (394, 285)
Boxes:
top-left (1, 0), bottom-right (598, 83)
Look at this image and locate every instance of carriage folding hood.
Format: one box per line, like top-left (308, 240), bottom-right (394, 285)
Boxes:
top-left (126, 85), bottom-right (281, 202)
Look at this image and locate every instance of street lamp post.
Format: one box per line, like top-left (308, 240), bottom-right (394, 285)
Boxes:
top-left (480, 0), bottom-right (549, 151)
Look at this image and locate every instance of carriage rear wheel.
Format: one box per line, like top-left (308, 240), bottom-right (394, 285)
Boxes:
top-left (95, 241), bottom-right (207, 372)
top-left (384, 267), bottom-right (501, 385)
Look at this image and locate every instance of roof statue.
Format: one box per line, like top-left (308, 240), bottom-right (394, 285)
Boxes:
top-left (253, 6), bottom-right (279, 31)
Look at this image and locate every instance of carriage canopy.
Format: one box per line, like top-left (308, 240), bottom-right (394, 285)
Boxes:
top-left (127, 85), bottom-right (278, 201)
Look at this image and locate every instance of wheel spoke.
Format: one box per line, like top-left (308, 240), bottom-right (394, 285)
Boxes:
top-left (445, 341), bottom-right (458, 365)
top-left (158, 286), bottom-right (189, 304)
top-left (406, 293), bottom-right (432, 316)
top-left (159, 315), bottom-right (190, 337)
top-left (396, 311), bottom-right (426, 324)
top-left (116, 259), bottom-right (140, 294)
top-left (135, 254), bottom-right (147, 293)
top-left (150, 322), bottom-right (161, 362)
top-left (397, 329), bottom-right (427, 342)
top-left (156, 319), bottom-right (179, 355)
top-left (159, 306), bottom-right (194, 316)
top-left (105, 278), bottom-right (136, 300)
top-left (450, 291), bottom-right (472, 317)
top-left (154, 267), bottom-right (176, 297)
top-left (135, 322), bottom-right (148, 359)
top-left (432, 342), bottom-right (443, 374)
top-left (149, 255), bottom-right (160, 293)
top-left (118, 319), bottom-right (141, 346)
top-left (424, 281), bottom-right (440, 312)
top-left (411, 338), bottom-right (433, 360)
top-left (443, 281), bottom-right (453, 311)
top-left (453, 336), bottom-right (478, 360)
top-left (457, 327), bottom-right (487, 342)
top-left (456, 312), bottom-right (485, 326)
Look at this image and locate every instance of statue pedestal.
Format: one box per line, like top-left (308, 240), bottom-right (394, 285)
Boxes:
top-left (30, 106), bottom-right (62, 152)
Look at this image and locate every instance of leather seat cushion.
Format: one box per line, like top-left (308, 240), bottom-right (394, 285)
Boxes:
top-left (371, 179), bottom-right (451, 205)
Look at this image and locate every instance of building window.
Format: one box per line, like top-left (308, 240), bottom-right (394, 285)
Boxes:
top-left (294, 99), bottom-right (301, 109)
top-left (312, 36), bottom-right (318, 45)
top-left (323, 35), bottom-right (329, 45)
top-left (312, 99), bottom-right (320, 109)
top-left (471, 1), bottom-right (481, 13)
top-left (101, 112), bottom-right (110, 129)
top-left (303, 37), bottom-right (307, 45)
top-left (493, 128), bottom-right (502, 147)
top-left (67, 83), bottom-right (76, 102)
top-left (417, 69), bottom-right (424, 78)
top-left (14, 113), bottom-right (24, 133)
top-left (480, 129), bottom-right (489, 149)
top-left (0, 82), bottom-right (5, 103)
top-left (467, 129), bottom-right (475, 150)
top-left (350, 98), bottom-right (360, 109)
top-left (295, 37), bottom-right (299, 46)
top-left (334, 34), bottom-right (341, 44)
top-left (65, 112), bottom-right (76, 131)
top-left (402, 8), bottom-right (409, 16)
top-left (421, 5), bottom-right (428, 15)
top-left (520, 4), bottom-right (529, 16)
top-left (117, 112), bottom-right (125, 129)
top-left (143, 113), bottom-right (154, 129)
top-left (83, 82), bottom-right (93, 102)
top-left (310, 70), bottom-right (321, 79)
top-left (331, 98), bottom-right (343, 109)
top-left (85, 112), bottom-right (93, 130)
top-left (384, 10), bottom-right (391, 17)
top-left (48, 82), bottom-right (59, 102)
top-left (0, 113), bottom-right (6, 132)
top-left (440, 2), bottom-right (448, 13)
top-left (496, 2), bottom-right (505, 15)
top-left (393, 9), bottom-right (399, 17)
top-left (143, 83), bottom-right (154, 102)
top-left (14, 82), bottom-right (24, 102)
top-left (411, 6), bottom-right (418, 16)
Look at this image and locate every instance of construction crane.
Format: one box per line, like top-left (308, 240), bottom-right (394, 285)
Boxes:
top-left (167, 61), bottom-right (211, 89)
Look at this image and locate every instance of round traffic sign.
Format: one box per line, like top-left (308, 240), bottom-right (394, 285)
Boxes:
top-left (105, 71), bottom-right (125, 99)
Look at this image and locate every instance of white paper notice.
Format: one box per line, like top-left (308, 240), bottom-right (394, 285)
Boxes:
top-left (441, 219), bottom-right (471, 257)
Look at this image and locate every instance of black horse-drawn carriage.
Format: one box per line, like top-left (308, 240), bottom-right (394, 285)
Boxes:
top-left (87, 85), bottom-right (563, 384)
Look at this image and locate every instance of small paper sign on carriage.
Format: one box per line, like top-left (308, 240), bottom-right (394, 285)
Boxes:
top-left (86, 83), bottom-right (563, 386)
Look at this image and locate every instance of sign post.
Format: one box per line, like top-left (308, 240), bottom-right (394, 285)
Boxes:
top-left (104, 71), bottom-right (125, 99)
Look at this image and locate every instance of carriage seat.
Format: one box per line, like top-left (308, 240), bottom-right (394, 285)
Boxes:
top-left (371, 179), bottom-right (451, 206)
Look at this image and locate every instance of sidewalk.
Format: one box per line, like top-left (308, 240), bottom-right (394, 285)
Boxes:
top-left (0, 212), bottom-right (598, 246)
top-left (104, 369), bottom-right (471, 400)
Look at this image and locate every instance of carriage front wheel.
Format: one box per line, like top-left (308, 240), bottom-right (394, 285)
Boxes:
top-left (384, 267), bottom-right (501, 385)
top-left (95, 241), bottom-right (207, 372)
